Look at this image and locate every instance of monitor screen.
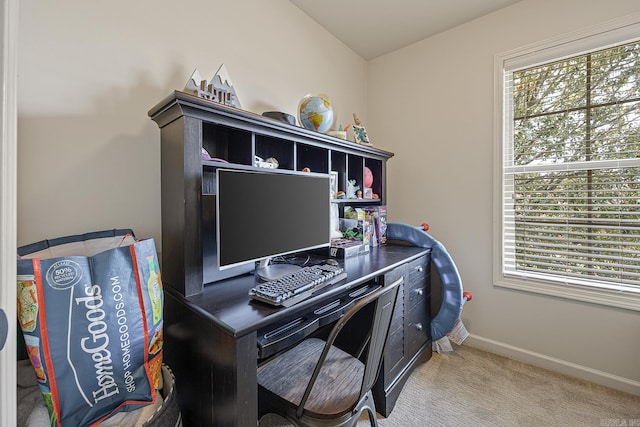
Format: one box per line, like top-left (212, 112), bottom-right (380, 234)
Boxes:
top-left (216, 168), bottom-right (331, 270)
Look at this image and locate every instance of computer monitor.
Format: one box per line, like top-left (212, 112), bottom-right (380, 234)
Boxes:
top-left (216, 168), bottom-right (331, 280)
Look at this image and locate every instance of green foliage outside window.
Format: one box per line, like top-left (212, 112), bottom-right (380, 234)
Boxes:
top-left (509, 41), bottom-right (640, 287)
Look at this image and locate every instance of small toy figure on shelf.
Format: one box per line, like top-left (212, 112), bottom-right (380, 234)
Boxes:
top-left (352, 114), bottom-right (370, 145)
top-left (254, 155), bottom-right (279, 169)
top-left (346, 180), bottom-right (360, 199)
top-left (328, 124), bottom-right (348, 139)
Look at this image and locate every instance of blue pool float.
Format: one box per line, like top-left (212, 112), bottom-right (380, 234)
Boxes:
top-left (386, 222), bottom-right (470, 341)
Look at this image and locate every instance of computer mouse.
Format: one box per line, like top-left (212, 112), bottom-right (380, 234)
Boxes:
top-left (325, 258), bottom-right (339, 266)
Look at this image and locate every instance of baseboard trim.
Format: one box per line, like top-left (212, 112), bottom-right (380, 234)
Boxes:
top-left (464, 334), bottom-right (640, 396)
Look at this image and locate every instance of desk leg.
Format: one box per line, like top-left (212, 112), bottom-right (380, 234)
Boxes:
top-left (212, 330), bottom-right (258, 426)
top-left (164, 291), bottom-right (258, 426)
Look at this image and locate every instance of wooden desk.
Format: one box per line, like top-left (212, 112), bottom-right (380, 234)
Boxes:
top-left (163, 244), bottom-right (430, 426)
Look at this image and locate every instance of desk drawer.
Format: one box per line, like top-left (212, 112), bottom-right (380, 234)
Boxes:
top-left (407, 283), bottom-right (428, 309)
top-left (407, 255), bottom-right (429, 309)
top-left (407, 298), bottom-right (430, 355)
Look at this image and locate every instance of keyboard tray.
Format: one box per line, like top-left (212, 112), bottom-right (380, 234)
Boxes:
top-left (257, 282), bottom-right (381, 359)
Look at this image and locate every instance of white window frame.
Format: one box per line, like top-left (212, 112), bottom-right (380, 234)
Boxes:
top-left (493, 13), bottom-right (640, 311)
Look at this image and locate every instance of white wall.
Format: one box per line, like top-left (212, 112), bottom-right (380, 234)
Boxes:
top-left (368, 0), bottom-right (640, 393)
top-left (17, 0), bottom-right (367, 248)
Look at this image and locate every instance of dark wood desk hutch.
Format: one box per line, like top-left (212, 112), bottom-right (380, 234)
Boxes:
top-left (149, 92), bottom-right (432, 426)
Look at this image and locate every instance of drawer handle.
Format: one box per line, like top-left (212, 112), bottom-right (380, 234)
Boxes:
top-left (416, 289), bottom-right (423, 296)
top-left (415, 323), bottom-right (423, 331)
top-left (415, 266), bottom-right (423, 272)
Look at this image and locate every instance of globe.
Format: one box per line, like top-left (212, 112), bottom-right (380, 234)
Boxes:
top-left (298, 95), bottom-right (334, 133)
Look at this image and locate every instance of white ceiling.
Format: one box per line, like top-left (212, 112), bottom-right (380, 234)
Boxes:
top-left (288, 0), bottom-right (523, 60)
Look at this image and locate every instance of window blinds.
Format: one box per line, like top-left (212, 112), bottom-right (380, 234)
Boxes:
top-left (502, 41), bottom-right (640, 294)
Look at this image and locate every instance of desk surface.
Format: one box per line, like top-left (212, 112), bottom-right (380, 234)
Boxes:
top-left (167, 244), bottom-right (429, 338)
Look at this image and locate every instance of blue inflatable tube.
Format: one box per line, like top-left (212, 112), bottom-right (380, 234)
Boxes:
top-left (386, 223), bottom-right (463, 341)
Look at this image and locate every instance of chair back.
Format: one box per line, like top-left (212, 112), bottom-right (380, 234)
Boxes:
top-left (358, 277), bottom-right (402, 400)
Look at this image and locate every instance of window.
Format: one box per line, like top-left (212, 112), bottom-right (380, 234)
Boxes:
top-left (494, 15), bottom-right (640, 310)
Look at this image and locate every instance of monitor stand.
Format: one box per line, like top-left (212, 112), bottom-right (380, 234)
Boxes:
top-left (255, 259), bottom-right (302, 281)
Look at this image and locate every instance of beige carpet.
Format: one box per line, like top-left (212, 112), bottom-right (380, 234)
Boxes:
top-left (259, 344), bottom-right (640, 427)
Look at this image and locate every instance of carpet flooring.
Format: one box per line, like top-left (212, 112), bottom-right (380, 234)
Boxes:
top-left (259, 344), bottom-right (640, 427)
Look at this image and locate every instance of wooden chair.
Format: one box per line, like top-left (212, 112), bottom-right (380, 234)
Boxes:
top-left (257, 278), bottom-right (402, 427)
